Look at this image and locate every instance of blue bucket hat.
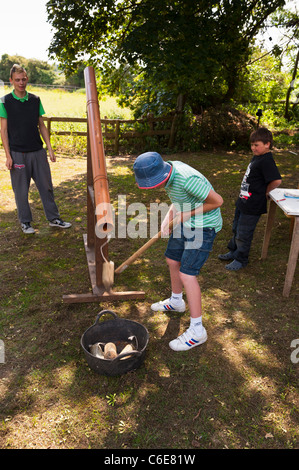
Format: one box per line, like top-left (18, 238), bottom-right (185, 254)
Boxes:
top-left (133, 152), bottom-right (172, 189)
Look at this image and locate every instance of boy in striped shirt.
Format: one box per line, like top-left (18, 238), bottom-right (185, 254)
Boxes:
top-left (133, 152), bottom-right (223, 351)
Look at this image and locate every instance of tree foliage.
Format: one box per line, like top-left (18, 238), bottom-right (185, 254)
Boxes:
top-left (0, 54), bottom-right (56, 84)
top-left (47, 1), bottom-right (286, 114)
top-left (270, 4), bottom-right (299, 120)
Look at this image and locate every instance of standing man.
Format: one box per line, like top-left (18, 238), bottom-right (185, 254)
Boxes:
top-left (0, 64), bottom-right (71, 234)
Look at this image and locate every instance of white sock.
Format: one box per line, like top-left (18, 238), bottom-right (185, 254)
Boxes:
top-left (190, 316), bottom-right (203, 335)
top-left (170, 292), bottom-right (183, 306)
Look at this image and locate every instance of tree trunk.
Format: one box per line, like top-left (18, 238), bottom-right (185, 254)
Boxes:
top-left (168, 93), bottom-right (186, 148)
top-left (284, 48), bottom-right (299, 121)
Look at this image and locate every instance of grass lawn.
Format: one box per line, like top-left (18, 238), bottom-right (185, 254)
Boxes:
top-left (0, 144), bottom-right (298, 450)
top-left (14, 85), bottom-right (132, 119)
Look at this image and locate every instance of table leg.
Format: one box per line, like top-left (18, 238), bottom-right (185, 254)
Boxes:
top-left (283, 216), bottom-right (299, 297)
top-left (261, 199), bottom-right (277, 259)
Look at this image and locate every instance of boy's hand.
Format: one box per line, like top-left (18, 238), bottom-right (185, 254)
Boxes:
top-left (161, 218), bottom-right (171, 236)
top-left (161, 214), bottom-right (180, 236)
top-left (49, 150), bottom-right (56, 162)
top-left (6, 155), bottom-right (13, 170)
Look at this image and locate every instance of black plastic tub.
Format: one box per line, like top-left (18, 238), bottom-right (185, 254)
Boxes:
top-left (81, 310), bottom-right (149, 376)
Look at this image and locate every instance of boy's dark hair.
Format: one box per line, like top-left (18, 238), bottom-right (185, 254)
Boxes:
top-left (250, 127), bottom-right (273, 149)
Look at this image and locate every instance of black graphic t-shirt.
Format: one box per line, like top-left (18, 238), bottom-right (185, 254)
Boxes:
top-left (236, 152), bottom-right (281, 215)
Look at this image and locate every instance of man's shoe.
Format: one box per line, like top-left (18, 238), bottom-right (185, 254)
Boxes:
top-left (225, 259), bottom-right (243, 271)
top-left (151, 298), bottom-right (186, 312)
top-left (21, 222), bottom-right (35, 234)
top-left (218, 251), bottom-right (234, 261)
top-left (49, 218), bottom-right (72, 229)
top-left (169, 327), bottom-right (207, 351)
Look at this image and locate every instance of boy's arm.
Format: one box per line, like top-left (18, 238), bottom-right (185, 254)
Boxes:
top-left (179, 189), bottom-right (223, 223)
top-left (38, 117), bottom-right (56, 162)
top-left (0, 117), bottom-right (13, 170)
top-left (200, 189), bottom-right (223, 214)
top-left (161, 190), bottom-right (223, 233)
top-left (266, 179), bottom-right (282, 198)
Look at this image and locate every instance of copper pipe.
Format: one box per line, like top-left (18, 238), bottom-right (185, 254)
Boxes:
top-left (84, 66), bottom-right (114, 236)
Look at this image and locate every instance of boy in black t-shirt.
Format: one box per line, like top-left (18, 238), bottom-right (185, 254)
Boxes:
top-left (219, 127), bottom-right (281, 270)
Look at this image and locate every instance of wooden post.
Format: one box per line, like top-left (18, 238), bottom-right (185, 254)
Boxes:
top-left (104, 116), bottom-right (108, 137)
top-left (63, 66), bottom-right (145, 303)
top-left (283, 217), bottom-right (299, 297)
top-left (261, 199), bottom-right (277, 259)
top-left (114, 120), bottom-right (120, 154)
top-left (85, 67), bottom-right (113, 237)
top-left (86, 127), bottom-right (95, 248)
top-left (261, 194), bottom-right (298, 297)
top-left (47, 117), bottom-right (51, 137)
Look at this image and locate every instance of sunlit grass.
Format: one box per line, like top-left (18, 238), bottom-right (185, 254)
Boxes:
top-left (26, 86), bottom-right (132, 119)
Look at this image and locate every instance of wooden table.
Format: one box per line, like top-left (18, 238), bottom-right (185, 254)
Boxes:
top-left (261, 188), bottom-right (299, 297)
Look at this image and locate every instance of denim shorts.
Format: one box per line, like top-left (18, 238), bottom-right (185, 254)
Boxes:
top-left (164, 223), bottom-right (216, 276)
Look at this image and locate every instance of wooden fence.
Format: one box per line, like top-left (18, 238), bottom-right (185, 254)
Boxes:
top-left (42, 114), bottom-right (177, 152)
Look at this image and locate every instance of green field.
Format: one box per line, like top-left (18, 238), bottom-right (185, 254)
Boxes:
top-left (1, 85), bottom-right (132, 119)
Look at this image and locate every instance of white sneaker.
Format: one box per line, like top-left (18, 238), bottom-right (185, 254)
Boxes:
top-left (169, 327), bottom-right (207, 351)
top-left (21, 222), bottom-right (35, 234)
top-left (151, 298), bottom-right (186, 312)
top-left (49, 218), bottom-right (72, 229)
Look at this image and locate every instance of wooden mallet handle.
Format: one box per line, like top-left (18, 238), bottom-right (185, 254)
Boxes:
top-left (115, 218), bottom-right (176, 274)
